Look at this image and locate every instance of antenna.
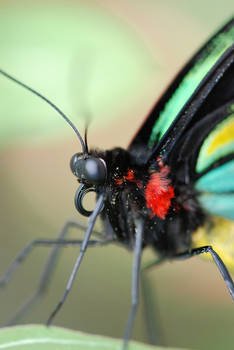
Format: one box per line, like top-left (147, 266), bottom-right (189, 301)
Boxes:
top-left (0, 69), bottom-right (87, 154)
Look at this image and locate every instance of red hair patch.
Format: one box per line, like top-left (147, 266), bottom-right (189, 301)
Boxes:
top-left (145, 165), bottom-right (174, 219)
top-left (125, 169), bottom-right (135, 181)
top-left (115, 169), bottom-right (142, 188)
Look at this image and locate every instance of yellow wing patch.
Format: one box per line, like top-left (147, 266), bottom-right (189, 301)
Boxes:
top-left (207, 116), bottom-right (234, 154)
top-left (192, 216), bottom-right (234, 271)
top-left (196, 112), bottom-right (234, 172)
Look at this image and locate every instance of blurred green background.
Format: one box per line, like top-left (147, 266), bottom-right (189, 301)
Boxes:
top-left (0, 1), bottom-right (233, 349)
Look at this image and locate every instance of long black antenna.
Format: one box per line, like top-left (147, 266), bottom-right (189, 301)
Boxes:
top-left (0, 69), bottom-right (87, 154)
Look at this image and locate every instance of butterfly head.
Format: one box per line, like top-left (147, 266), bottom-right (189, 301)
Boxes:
top-left (70, 152), bottom-right (107, 216)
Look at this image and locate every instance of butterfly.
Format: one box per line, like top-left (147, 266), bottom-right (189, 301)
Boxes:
top-left (0, 17), bottom-right (234, 350)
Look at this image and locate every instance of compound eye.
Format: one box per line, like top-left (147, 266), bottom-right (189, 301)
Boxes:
top-left (70, 153), bottom-right (84, 179)
top-left (84, 158), bottom-right (107, 185)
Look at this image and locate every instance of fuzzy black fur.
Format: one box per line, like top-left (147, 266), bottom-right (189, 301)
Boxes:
top-left (93, 146), bottom-right (206, 257)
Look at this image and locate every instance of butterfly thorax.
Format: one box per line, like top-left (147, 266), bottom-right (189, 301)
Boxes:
top-left (92, 147), bottom-right (205, 256)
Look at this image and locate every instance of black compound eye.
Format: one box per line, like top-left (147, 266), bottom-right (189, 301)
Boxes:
top-left (70, 153), bottom-right (107, 185)
top-left (84, 157), bottom-right (107, 185)
top-left (70, 153), bottom-right (85, 179)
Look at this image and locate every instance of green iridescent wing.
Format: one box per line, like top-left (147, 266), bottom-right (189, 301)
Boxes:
top-left (129, 18), bottom-right (234, 162)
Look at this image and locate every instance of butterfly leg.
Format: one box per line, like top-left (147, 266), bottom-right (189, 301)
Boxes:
top-left (46, 194), bottom-right (104, 325)
top-left (122, 219), bottom-right (143, 350)
top-left (4, 238), bottom-right (108, 326)
top-left (172, 245), bottom-right (234, 301)
top-left (141, 258), bottom-right (165, 346)
top-left (0, 220), bottom-right (104, 290)
top-left (1, 217), bottom-right (107, 325)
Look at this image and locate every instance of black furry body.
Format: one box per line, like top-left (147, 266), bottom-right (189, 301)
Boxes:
top-left (94, 147), bottom-right (206, 257)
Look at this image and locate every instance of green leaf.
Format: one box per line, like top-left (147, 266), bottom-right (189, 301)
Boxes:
top-left (0, 325), bottom-right (187, 350)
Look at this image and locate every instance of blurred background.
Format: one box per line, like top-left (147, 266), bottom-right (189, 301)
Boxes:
top-left (0, 1), bottom-right (233, 349)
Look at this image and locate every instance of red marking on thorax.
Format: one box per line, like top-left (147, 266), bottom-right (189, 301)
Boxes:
top-left (125, 169), bottom-right (135, 181)
top-left (115, 178), bottom-right (124, 185)
top-left (145, 164), bottom-right (174, 219)
top-left (115, 169), bottom-right (143, 188)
